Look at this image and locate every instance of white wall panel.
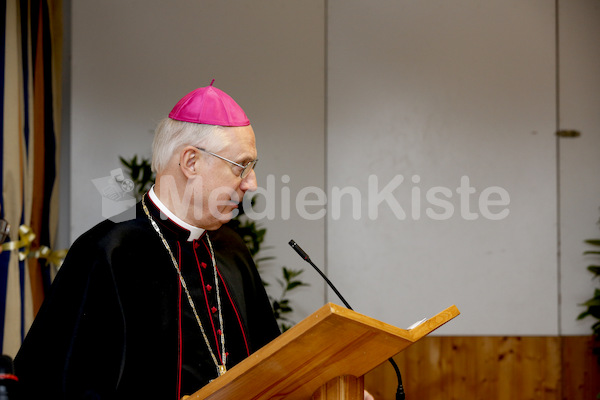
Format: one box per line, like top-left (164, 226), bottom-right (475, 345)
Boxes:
top-left (327, 0), bottom-right (557, 335)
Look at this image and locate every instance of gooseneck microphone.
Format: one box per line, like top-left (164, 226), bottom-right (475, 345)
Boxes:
top-left (288, 240), bottom-right (406, 400)
top-left (288, 240), bottom-right (353, 310)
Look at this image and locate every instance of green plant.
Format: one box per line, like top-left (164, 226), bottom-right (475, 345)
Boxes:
top-left (119, 155), bottom-right (307, 331)
top-left (225, 197), bottom-right (309, 332)
top-left (225, 200), bottom-right (271, 262)
top-left (271, 267), bottom-right (309, 331)
top-left (119, 155), bottom-right (155, 200)
top-left (577, 220), bottom-right (600, 372)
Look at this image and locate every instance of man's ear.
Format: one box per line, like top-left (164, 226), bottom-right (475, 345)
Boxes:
top-left (179, 146), bottom-right (199, 178)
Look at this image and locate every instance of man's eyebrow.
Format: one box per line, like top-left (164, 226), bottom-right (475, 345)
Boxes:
top-left (240, 157), bottom-right (257, 165)
top-left (235, 153), bottom-right (257, 165)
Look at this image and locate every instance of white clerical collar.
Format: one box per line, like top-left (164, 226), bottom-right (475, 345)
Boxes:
top-left (148, 186), bottom-right (205, 241)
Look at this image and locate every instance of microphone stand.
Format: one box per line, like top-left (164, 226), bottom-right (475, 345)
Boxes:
top-left (289, 240), bottom-right (406, 400)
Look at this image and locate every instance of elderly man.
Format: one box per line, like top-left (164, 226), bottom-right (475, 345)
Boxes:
top-left (15, 83), bottom-right (280, 399)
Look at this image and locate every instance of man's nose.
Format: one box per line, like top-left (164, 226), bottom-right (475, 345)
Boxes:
top-left (240, 169), bottom-right (258, 192)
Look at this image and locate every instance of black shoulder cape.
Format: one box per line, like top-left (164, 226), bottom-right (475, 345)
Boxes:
top-left (14, 196), bottom-right (280, 399)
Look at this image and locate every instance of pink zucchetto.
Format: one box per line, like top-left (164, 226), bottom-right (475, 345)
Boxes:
top-left (168, 80), bottom-right (250, 127)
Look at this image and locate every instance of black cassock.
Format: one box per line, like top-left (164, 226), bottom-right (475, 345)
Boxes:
top-left (15, 194), bottom-right (280, 399)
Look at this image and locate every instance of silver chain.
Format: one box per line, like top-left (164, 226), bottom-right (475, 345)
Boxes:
top-left (142, 197), bottom-right (227, 376)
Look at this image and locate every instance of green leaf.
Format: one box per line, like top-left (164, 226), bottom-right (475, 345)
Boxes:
top-left (578, 310), bottom-right (591, 320)
top-left (279, 305), bottom-right (293, 313)
top-left (581, 298), bottom-right (600, 307)
top-left (119, 156), bottom-right (131, 168)
top-left (280, 323), bottom-right (292, 332)
top-left (131, 165), bottom-right (140, 180)
top-left (255, 256), bottom-right (276, 263)
top-left (142, 166), bottom-right (153, 183)
top-left (587, 266), bottom-right (600, 276)
top-left (286, 281), bottom-right (302, 291)
top-left (289, 270), bottom-right (304, 279)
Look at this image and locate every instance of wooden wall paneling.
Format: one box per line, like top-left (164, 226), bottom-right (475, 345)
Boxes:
top-left (561, 336), bottom-right (600, 399)
top-left (364, 336), bottom-right (599, 400)
top-left (475, 335), bottom-right (499, 399)
top-left (441, 336), bottom-right (471, 398)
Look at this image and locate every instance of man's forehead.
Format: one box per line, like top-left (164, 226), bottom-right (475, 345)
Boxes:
top-left (214, 126), bottom-right (257, 157)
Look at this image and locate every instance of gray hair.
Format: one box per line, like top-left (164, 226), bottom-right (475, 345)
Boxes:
top-left (151, 118), bottom-right (225, 173)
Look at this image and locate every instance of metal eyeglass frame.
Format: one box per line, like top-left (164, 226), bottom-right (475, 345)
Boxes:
top-left (195, 147), bottom-right (258, 179)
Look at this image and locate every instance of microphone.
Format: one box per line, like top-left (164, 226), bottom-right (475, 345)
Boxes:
top-left (0, 355), bottom-right (19, 400)
top-left (288, 240), bottom-right (353, 310)
top-left (288, 240), bottom-right (406, 400)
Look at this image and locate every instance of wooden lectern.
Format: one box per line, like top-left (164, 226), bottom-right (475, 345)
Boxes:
top-left (186, 303), bottom-right (459, 400)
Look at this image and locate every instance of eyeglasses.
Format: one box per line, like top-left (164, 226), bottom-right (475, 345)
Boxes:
top-left (195, 147), bottom-right (258, 179)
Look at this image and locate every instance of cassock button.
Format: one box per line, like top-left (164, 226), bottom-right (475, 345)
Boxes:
top-left (206, 284), bottom-right (212, 292)
top-left (217, 329), bottom-right (222, 335)
top-left (194, 241), bottom-right (200, 249)
top-left (211, 306), bottom-right (218, 314)
top-left (201, 262), bottom-right (207, 269)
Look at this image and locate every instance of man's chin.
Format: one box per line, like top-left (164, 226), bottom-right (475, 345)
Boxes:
top-left (202, 206), bottom-right (239, 229)
top-left (207, 213), bottom-right (237, 230)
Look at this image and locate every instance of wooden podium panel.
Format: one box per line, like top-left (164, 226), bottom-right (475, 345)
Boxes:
top-left (186, 303), bottom-right (459, 400)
